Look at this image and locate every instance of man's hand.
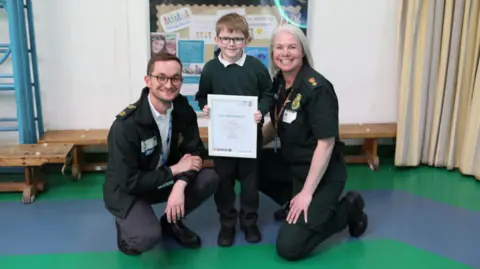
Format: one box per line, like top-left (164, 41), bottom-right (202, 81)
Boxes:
top-left (254, 110), bottom-right (262, 124)
top-left (165, 181), bottom-right (186, 223)
top-left (203, 105), bottom-right (210, 117)
top-left (170, 154), bottom-right (203, 176)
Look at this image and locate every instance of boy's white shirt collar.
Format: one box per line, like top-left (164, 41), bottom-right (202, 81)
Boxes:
top-left (218, 50), bottom-right (246, 67)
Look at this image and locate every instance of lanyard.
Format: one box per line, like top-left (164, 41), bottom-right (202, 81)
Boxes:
top-left (160, 115), bottom-right (172, 166)
top-left (273, 87), bottom-right (292, 153)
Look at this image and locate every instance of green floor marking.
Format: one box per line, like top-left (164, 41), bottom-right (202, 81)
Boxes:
top-left (0, 239), bottom-right (473, 269)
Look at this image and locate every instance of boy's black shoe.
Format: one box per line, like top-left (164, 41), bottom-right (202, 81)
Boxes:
top-left (218, 226), bottom-right (235, 247)
top-left (242, 224), bottom-right (262, 243)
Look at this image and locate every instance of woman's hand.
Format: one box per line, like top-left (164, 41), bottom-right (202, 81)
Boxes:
top-left (286, 191), bottom-right (312, 224)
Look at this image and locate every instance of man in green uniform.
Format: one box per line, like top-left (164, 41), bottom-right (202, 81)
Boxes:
top-left (260, 24), bottom-right (368, 261)
top-left (103, 52), bottom-right (219, 256)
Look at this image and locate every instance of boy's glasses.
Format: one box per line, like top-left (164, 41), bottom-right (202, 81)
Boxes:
top-left (218, 37), bottom-right (245, 45)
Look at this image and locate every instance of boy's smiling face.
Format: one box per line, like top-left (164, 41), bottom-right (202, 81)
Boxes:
top-left (215, 29), bottom-right (247, 62)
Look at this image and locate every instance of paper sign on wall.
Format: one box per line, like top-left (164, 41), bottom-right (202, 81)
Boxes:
top-left (245, 47), bottom-right (269, 70)
top-left (189, 15), bottom-right (217, 44)
top-left (177, 40), bottom-right (205, 84)
top-left (246, 15), bottom-right (278, 40)
top-left (159, 7), bottom-right (193, 32)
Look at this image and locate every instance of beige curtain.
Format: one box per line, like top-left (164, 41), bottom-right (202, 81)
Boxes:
top-left (395, 0), bottom-right (480, 180)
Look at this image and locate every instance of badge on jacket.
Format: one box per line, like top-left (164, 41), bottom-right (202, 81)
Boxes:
top-left (178, 133), bottom-right (183, 147)
top-left (291, 93), bottom-right (302, 110)
top-left (141, 136), bottom-right (157, 155)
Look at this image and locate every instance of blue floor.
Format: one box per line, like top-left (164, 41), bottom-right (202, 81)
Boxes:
top-left (0, 190), bottom-right (479, 268)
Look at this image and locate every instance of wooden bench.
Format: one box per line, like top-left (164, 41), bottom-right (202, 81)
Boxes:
top-left (200, 127), bottom-right (208, 144)
top-left (38, 129), bottom-right (215, 175)
top-left (0, 143), bottom-right (74, 203)
top-left (340, 123), bottom-right (397, 170)
top-left (37, 123), bottom-right (396, 173)
top-left (38, 129), bottom-right (109, 179)
top-left (200, 123), bottom-right (396, 170)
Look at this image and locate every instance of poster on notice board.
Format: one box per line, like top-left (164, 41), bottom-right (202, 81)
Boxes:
top-left (148, 0), bottom-right (309, 113)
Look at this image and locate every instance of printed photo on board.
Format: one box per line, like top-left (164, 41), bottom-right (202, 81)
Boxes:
top-left (177, 39), bottom-right (205, 85)
top-left (244, 47), bottom-right (269, 71)
top-left (279, 6), bottom-right (302, 26)
top-left (182, 63), bottom-right (204, 76)
top-left (150, 33), bottom-right (178, 56)
top-left (277, 0), bottom-right (308, 30)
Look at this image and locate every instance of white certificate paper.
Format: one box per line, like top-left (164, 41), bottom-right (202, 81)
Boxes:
top-left (208, 94), bottom-right (258, 159)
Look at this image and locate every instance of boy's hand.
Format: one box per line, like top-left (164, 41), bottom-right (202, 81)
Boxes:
top-left (254, 110), bottom-right (262, 123)
top-left (203, 105), bottom-right (210, 117)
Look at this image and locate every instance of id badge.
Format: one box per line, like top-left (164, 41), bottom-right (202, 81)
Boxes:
top-left (282, 109), bottom-right (297, 123)
top-left (141, 136), bottom-right (157, 153)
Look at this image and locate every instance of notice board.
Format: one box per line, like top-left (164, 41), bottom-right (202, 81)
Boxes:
top-left (149, 0), bottom-right (309, 113)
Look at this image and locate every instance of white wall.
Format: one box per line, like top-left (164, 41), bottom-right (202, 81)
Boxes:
top-left (0, 0), bottom-right (398, 144)
top-left (308, 0), bottom-right (398, 124)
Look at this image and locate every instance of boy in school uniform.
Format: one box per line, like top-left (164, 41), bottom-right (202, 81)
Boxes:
top-left (195, 13), bottom-right (275, 247)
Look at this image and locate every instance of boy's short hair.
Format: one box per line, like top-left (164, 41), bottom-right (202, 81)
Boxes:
top-left (216, 13), bottom-right (250, 39)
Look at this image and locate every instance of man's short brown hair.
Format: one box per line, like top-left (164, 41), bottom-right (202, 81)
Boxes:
top-left (146, 52), bottom-right (183, 75)
top-left (216, 13), bottom-right (250, 39)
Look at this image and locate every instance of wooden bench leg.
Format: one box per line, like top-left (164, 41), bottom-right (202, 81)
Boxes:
top-left (71, 146), bottom-right (83, 180)
top-left (343, 139), bottom-right (380, 170)
top-left (82, 163), bottom-right (107, 172)
top-left (70, 145), bottom-right (108, 175)
top-left (362, 138), bottom-right (379, 171)
top-left (22, 167), bottom-right (45, 204)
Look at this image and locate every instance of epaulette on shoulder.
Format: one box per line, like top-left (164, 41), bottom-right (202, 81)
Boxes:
top-left (305, 75), bottom-right (323, 91)
top-left (116, 104), bottom-right (138, 120)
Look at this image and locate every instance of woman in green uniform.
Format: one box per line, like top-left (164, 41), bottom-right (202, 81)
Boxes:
top-left (259, 24), bottom-right (369, 261)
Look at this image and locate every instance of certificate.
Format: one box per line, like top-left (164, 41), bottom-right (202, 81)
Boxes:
top-left (208, 94), bottom-right (258, 159)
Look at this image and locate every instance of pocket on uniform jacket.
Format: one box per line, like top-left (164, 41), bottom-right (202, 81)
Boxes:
top-left (283, 113), bottom-right (309, 144)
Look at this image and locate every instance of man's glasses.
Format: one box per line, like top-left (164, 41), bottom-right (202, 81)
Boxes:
top-left (151, 75), bottom-right (183, 86)
top-left (218, 37), bottom-right (245, 45)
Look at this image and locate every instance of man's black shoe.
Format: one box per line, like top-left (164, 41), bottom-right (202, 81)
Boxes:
top-left (115, 221), bottom-right (141, 256)
top-left (217, 226), bottom-right (235, 247)
top-left (343, 191), bottom-right (368, 237)
top-left (160, 216), bottom-right (201, 248)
